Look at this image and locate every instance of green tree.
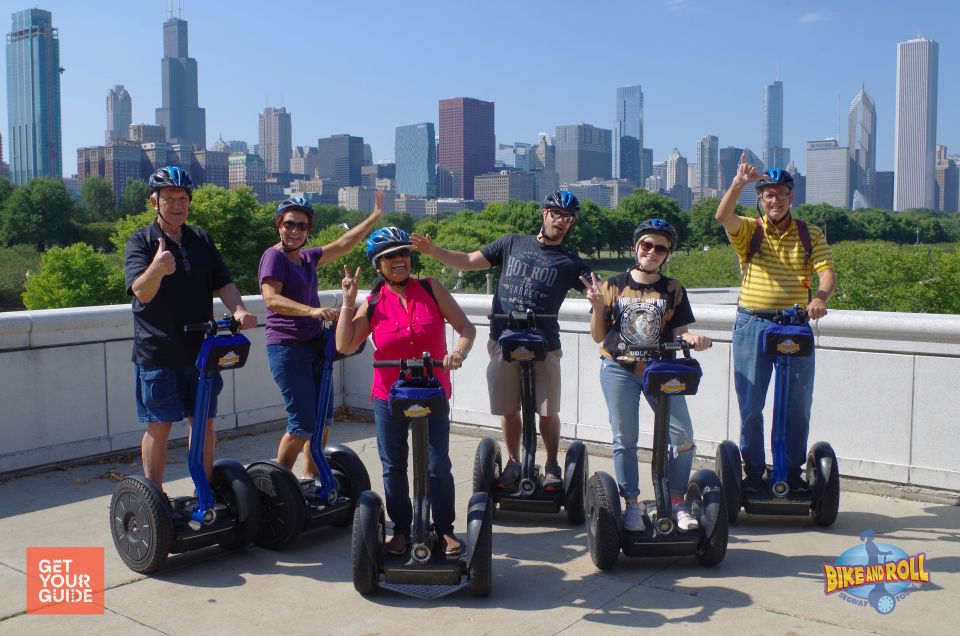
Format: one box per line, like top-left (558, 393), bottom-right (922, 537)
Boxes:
top-left (688, 196), bottom-right (729, 247)
top-left (616, 189), bottom-right (689, 246)
top-left (794, 203), bottom-right (857, 242)
top-left (21, 243), bottom-right (126, 309)
top-left (0, 244), bottom-right (41, 309)
top-left (0, 178), bottom-right (77, 248)
top-left (80, 177), bottom-right (117, 222)
top-left (381, 211), bottom-right (416, 232)
top-left (310, 225), bottom-right (371, 291)
top-left (663, 244), bottom-right (741, 289)
top-left (119, 179), bottom-right (151, 216)
top-left (0, 177), bottom-right (14, 210)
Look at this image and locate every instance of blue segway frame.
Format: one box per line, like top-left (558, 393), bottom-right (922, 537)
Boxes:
top-left (187, 316), bottom-right (252, 526)
top-left (307, 323), bottom-right (340, 504)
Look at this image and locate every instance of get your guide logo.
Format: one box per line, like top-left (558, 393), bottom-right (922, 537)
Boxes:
top-left (26, 547), bottom-right (104, 614)
top-left (822, 530), bottom-right (931, 615)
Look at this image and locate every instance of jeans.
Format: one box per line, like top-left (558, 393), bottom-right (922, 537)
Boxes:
top-left (135, 364), bottom-right (222, 423)
top-left (732, 312), bottom-right (815, 478)
top-left (599, 359), bottom-right (696, 500)
top-left (373, 397), bottom-right (456, 537)
top-left (267, 342), bottom-right (333, 441)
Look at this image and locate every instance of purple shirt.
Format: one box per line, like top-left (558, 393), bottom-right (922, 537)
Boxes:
top-left (258, 246), bottom-right (325, 344)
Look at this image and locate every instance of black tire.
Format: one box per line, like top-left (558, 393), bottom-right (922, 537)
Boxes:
top-left (689, 469), bottom-right (729, 567)
top-left (248, 461), bottom-right (305, 550)
top-left (564, 442), bottom-right (588, 525)
top-left (351, 491), bottom-right (384, 595)
top-left (585, 473), bottom-right (621, 571)
top-left (467, 493), bottom-right (493, 597)
top-left (110, 477), bottom-right (173, 574)
top-left (809, 442), bottom-right (840, 527)
top-left (213, 459), bottom-right (262, 551)
top-left (716, 441), bottom-right (742, 526)
top-left (472, 437), bottom-right (500, 497)
top-left (326, 444), bottom-right (372, 527)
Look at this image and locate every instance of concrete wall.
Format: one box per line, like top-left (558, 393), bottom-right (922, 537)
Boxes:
top-left (3, 293), bottom-right (959, 493)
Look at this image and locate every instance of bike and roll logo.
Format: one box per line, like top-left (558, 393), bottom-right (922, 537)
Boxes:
top-left (822, 530), bottom-right (931, 615)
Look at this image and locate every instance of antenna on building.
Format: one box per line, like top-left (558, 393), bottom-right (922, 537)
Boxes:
top-left (167, 0), bottom-right (173, 19)
top-left (836, 95), bottom-right (841, 140)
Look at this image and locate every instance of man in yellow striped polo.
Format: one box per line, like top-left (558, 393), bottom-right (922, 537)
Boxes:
top-left (715, 155), bottom-right (836, 494)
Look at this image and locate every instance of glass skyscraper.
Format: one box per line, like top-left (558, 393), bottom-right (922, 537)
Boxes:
top-left (155, 17), bottom-right (206, 149)
top-left (696, 135), bottom-right (719, 190)
top-left (438, 97), bottom-right (495, 200)
top-left (894, 38), bottom-right (938, 211)
top-left (6, 9), bottom-right (62, 184)
top-left (848, 87), bottom-right (876, 208)
top-left (762, 80), bottom-right (789, 170)
top-left (106, 85), bottom-right (132, 144)
top-left (259, 106), bottom-right (292, 175)
top-left (395, 122), bottom-right (436, 198)
top-left (613, 85), bottom-right (643, 183)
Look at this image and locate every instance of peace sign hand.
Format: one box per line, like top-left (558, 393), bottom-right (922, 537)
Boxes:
top-left (341, 265), bottom-right (361, 307)
top-left (579, 272), bottom-right (604, 311)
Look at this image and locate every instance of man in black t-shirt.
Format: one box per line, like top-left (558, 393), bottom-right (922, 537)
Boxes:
top-left (411, 191), bottom-right (591, 492)
top-left (125, 166), bottom-right (256, 491)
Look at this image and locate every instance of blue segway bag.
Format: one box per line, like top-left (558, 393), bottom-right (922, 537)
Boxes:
top-left (388, 376), bottom-right (446, 420)
top-left (196, 332), bottom-right (251, 372)
top-left (642, 358), bottom-right (702, 397)
top-left (763, 323), bottom-right (814, 357)
top-left (498, 329), bottom-right (548, 362)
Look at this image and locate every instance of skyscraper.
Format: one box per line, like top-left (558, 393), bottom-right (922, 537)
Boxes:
top-left (848, 87), bottom-right (877, 208)
top-left (613, 85), bottom-right (643, 183)
top-left (155, 16), bottom-right (206, 149)
top-left (258, 106), bottom-right (292, 175)
top-left (395, 122), bottom-right (436, 198)
top-left (696, 135), bottom-right (719, 191)
top-left (894, 37), bottom-right (938, 211)
top-left (317, 134), bottom-right (364, 188)
top-left (763, 80), bottom-right (790, 169)
top-left (438, 97), bottom-right (495, 200)
top-left (718, 146), bottom-right (743, 192)
top-left (106, 85), bottom-right (132, 144)
top-left (666, 148), bottom-right (691, 209)
top-left (6, 9), bottom-right (62, 184)
top-left (806, 139), bottom-right (851, 208)
top-left (555, 124), bottom-right (612, 184)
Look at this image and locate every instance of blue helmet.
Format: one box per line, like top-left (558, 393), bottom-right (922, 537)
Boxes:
top-left (276, 195), bottom-right (314, 222)
top-left (756, 168), bottom-right (794, 192)
top-left (365, 226), bottom-right (412, 266)
top-left (543, 190), bottom-right (580, 214)
top-left (633, 218), bottom-right (678, 250)
top-left (149, 166), bottom-right (193, 197)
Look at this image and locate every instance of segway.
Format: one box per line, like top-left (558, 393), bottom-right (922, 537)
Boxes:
top-left (110, 315), bottom-right (261, 574)
top-left (352, 353), bottom-right (493, 598)
top-left (586, 339), bottom-right (728, 570)
top-left (246, 322), bottom-right (370, 550)
top-left (715, 305), bottom-right (840, 526)
top-left (472, 309), bottom-right (588, 524)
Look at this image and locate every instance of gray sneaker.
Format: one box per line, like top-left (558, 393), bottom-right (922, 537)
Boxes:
top-left (674, 503), bottom-right (699, 531)
top-left (623, 500), bottom-right (646, 532)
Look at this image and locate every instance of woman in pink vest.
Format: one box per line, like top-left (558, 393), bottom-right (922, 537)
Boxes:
top-left (335, 226), bottom-right (476, 558)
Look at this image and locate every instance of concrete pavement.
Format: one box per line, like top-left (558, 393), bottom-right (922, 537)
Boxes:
top-left (0, 419), bottom-right (956, 635)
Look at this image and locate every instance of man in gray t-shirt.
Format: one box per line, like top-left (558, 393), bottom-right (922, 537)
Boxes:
top-left (411, 191), bottom-right (590, 493)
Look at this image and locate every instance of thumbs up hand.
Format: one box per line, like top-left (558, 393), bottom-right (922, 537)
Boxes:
top-left (152, 236), bottom-right (176, 277)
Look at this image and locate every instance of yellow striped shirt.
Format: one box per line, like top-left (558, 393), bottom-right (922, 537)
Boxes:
top-left (727, 215), bottom-right (834, 310)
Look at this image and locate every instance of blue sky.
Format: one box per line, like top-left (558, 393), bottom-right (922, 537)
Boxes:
top-left (3, 0), bottom-right (957, 178)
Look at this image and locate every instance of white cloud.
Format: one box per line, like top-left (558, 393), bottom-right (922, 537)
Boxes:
top-left (799, 13), bottom-right (823, 24)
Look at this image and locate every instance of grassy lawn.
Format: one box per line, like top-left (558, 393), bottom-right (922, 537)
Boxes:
top-left (585, 256), bottom-right (634, 279)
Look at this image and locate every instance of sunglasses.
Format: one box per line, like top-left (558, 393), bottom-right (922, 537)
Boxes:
top-left (382, 248), bottom-right (411, 259)
top-left (547, 209), bottom-right (575, 224)
top-left (282, 220), bottom-right (310, 231)
top-left (638, 239), bottom-right (670, 256)
top-left (179, 244), bottom-right (191, 274)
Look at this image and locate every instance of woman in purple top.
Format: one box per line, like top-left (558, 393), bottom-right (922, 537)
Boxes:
top-left (258, 193), bottom-right (382, 479)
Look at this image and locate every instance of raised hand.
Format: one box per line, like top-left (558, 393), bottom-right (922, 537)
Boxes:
top-left (152, 236), bottom-right (176, 277)
top-left (341, 264), bottom-right (361, 306)
top-left (409, 232), bottom-right (435, 256)
top-left (735, 151), bottom-right (761, 187)
top-left (579, 272), bottom-right (604, 310)
top-left (373, 189), bottom-right (384, 218)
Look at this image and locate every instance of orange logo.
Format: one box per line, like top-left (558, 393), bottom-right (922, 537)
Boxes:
top-left (26, 547), bottom-right (104, 615)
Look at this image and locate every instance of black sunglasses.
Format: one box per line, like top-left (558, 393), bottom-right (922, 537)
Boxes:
top-left (382, 248), bottom-right (411, 259)
top-left (282, 220), bottom-right (310, 231)
top-left (638, 239), bottom-right (669, 256)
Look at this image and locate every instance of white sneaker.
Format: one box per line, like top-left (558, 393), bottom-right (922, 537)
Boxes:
top-left (623, 500), bottom-right (646, 532)
top-left (674, 503), bottom-right (699, 531)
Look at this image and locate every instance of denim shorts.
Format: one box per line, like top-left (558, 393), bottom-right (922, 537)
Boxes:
top-left (135, 363), bottom-right (223, 424)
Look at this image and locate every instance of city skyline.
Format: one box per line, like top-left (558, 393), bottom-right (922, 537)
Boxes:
top-left (1, 1), bottom-right (957, 182)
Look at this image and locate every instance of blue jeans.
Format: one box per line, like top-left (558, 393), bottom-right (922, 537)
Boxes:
top-left (732, 312), bottom-right (815, 478)
top-left (267, 342), bottom-right (333, 441)
top-left (599, 359), bottom-right (696, 500)
top-left (135, 364), bottom-right (222, 423)
top-left (373, 397), bottom-right (455, 537)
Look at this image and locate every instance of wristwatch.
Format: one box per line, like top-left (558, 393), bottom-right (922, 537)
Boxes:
top-left (454, 349), bottom-right (469, 359)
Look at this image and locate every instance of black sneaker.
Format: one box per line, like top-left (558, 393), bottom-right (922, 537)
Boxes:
top-left (787, 473), bottom-right (811, 493)
top-left (496, 460), bottom-right (521, 491)
top-left (742, 473), bottom-right (766, 494)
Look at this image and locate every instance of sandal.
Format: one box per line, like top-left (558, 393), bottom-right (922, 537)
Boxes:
top-left (386, 534), bottom-right (409, 556)
top-left (496, 459), bottom-right (521, 490)
top-left (444, 535), bottom-right (464, 558)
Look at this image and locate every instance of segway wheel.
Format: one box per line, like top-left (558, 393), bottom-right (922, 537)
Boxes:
top-left (563, 441), bottom-right (588, 525)
top-left (467, 492), bottom-right (493, 597)
top-left (585, 473), bottom-right (621, 571)
top-left (326, 444), bottom-right (372, 527)
top-left (809, 442), bottom-right (840, 527)
top-left (213, 459), bottom-right (262, 551)
top-left (472, 437), bottom-right (501, 497)
top-left (688, 469), bottom-right (729, 567)
top-left (716, 441), bottom-right (742, 526)
top-left (351, 491), bottom-right (384, 594)
top-left (870, 589), bottom-right (896, 615)
top-left (110, 477), bottom-right (173, 574)
top-left (248, 462), bottom-right (305, 550)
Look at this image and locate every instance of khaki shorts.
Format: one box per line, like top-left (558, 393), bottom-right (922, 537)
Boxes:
top-left (486, 339), bottom-right (562, 417)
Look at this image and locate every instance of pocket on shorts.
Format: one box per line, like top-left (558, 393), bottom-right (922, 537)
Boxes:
top-left (139, 366), bottom-right (180, 410)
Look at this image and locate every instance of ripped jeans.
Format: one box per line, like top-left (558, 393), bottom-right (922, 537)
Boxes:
top-left (600, 359), bottom-right (696, 500)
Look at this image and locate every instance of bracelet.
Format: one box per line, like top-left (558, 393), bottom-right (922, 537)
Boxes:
top-left (341, 305), bottom-right (355, 311)
top-left (454, 348), bottom-right (468, 359)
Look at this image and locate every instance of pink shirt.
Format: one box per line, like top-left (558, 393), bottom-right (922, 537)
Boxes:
top-left (368, 278), bottom-right (451, 401)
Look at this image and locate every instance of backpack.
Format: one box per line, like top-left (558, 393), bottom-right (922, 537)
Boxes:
top-left (365, 276), bottom-right (438, 320)
top-left (743, 217), bottom-right (813, 303)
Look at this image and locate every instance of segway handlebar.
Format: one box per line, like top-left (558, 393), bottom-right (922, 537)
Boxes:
top-left (488, 309), bottom-right (558, 329)
top-left (774, 304), bottom-right (809, 325)
top-left (373, 353), bottom-right (445, 369)
top-left (184, 313), bottom-right (240, 336)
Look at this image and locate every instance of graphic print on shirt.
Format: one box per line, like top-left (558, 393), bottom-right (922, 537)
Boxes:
top-left (500, 251), bottom-right (560, 310)
top-left (614, 297), bottom-right (666, 362)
